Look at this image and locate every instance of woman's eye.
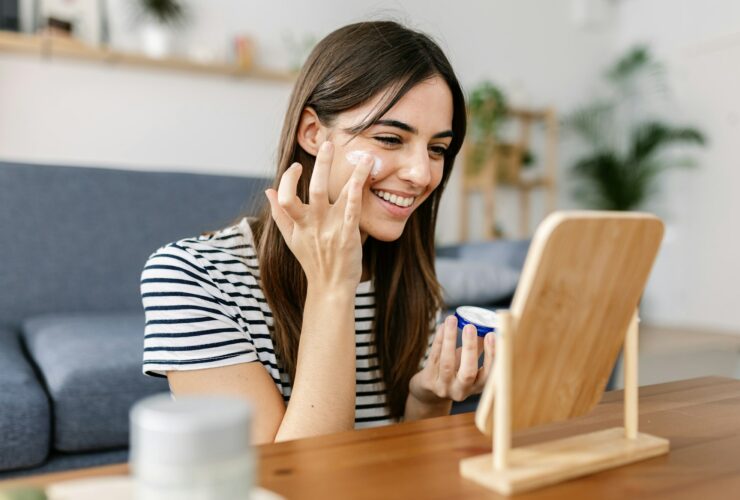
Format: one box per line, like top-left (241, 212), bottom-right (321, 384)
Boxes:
top-left (429, 145), bottom-right (448, 157)
top-left (374, 135), bottom-right (447, 157)
top-left (374, 136), bottom-right (401, 146)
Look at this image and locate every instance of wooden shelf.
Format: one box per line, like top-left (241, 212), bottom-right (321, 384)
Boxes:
top-left (459, 106), bottom-right (559, 241)
top-left (0, 30), bottom-right (296, 82)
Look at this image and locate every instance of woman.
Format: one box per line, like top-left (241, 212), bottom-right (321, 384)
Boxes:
top-left (141, 21), bottom-right (494, 444)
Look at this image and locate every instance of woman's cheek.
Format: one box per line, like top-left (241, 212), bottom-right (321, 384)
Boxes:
top-left (434, 161), bottom-right (446, 185)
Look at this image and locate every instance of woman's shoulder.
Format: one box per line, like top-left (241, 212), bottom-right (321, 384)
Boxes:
top-left (149, 217), bottom-right (256, 264)
top-left (142, 217), bottom-right (262, 292)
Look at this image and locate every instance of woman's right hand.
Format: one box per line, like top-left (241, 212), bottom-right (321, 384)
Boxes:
top-left (265, 141), bottom-right (374, 289)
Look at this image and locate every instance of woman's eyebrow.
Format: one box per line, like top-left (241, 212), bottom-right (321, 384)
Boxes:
top-left (374, 119), bottom-right (453, 139)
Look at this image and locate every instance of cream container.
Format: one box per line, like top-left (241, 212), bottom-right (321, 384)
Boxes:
top-left (454, 306), bottom-right (498, 337)
top-left (130, 394), bottom-right (253, 500)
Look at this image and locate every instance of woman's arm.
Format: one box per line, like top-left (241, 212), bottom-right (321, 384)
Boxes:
top-left (167, 285), bottom-right (357, 443)
top-left (274, 285), bottom-right (357, 440)
top-left (168, 363), bottom-right (287, 444)
top-left (168, 144), bottom-right (373, 443)
top-left (263, 142), bottom-right (375, 440)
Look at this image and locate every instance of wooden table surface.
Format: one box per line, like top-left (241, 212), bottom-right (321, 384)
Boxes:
top-left (3, 376), bottom-right (740, 499)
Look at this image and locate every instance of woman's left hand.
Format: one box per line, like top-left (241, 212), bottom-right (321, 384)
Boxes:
top-left (408, 315), bottom-right (495, 405)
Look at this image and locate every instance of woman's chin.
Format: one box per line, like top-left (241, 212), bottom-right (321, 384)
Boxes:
top-left (361, 221), bottom-right (407, 242)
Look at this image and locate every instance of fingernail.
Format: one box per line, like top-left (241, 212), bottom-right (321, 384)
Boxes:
top-left (321, 141), bottom-right (333, 152)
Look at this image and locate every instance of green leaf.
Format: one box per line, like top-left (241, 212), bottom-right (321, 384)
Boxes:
top-left (467, 81), bottom-right (508, 141)
top-left (563, 100), bottom-right (615, 149)
top-left (629, 122), bottom-right (706, 163)
top-left (568, 44), bottom-right (707, 211)
top-left (606, 45), bottom-right (654, 82)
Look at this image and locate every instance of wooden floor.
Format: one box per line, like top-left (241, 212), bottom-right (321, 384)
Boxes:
top-left (613, 325), bottom-right (740, 389)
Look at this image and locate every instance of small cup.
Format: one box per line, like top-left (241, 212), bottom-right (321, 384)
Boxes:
top-left (454, 306), bottom-right (498, 337)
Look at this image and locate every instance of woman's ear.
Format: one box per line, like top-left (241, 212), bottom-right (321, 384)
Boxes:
top-left (296, 107), bottom-right (326, 156)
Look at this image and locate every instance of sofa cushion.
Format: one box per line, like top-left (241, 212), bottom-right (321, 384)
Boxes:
top-left (0, 328), bottom-right (50, 471)
top-left (436, 258), bottom-right (520, 308)
top-left (455, 239), bottom-right (531, 269)
top-left (22, 313), bottom-right (168, 452)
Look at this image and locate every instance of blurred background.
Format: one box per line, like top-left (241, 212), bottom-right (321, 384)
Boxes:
top-left (1, 0), bottom-right (739, 387)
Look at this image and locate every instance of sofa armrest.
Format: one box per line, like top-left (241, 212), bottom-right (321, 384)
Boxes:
top-left (0, 328), bottom-right (50, 471)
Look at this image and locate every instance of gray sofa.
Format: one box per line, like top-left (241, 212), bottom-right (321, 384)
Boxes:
top-left (0, 160), bottom-right (527, 478)
top-left (0, 161), bottom-right (270, 478)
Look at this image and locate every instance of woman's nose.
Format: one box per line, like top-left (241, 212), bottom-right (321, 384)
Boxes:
top-left (398, 149), bottom-right (432, 187)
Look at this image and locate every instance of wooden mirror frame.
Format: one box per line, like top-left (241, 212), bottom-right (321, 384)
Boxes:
top-left (460, 211), bottom-right (670, 495)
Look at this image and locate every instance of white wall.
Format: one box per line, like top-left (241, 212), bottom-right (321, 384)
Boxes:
top-left (0, 0), bottom-right (615, 217)
top-left (0, 56), bottom-right (290, 177)
top-left (614, 0), bottom-right (740, 333)
top-left (19, 2), bottom-right (740, 331)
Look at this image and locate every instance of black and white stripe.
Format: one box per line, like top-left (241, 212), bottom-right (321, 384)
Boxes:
top-left (142, 218), bottom-right (417, 428)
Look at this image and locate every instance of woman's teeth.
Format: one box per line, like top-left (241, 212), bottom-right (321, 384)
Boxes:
top-left (372, 189), bottom-right (415, 208)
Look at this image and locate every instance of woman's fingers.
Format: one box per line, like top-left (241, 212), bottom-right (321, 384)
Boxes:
top-left (342, 178), bottom-right (363, 233)
top-left (456, 325), bottom-right (480, 387)
top-left (335, 152), bottom-right (372, 205)
top-left (308, 141), bottom-right (334, 205)
top-left (417, 320), bottom-right (495, 402)
top-left (425, 323), bottom-right (445, 368)
top-left (351, 152), bottom-right (375, 185)
top-left (438, 316), bottom-right (458, 384)
top-left (277, 163), bottom-right (306, 220)
top-left (477, 332), bottom-right (496, 390)
top-left (265, 189), bottom-right (294, 238)
top-left (341, 154), bottom-right (373, 236)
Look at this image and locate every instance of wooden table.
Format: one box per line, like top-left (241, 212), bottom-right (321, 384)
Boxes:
top-left (3, 376), bottom-right (740, 499)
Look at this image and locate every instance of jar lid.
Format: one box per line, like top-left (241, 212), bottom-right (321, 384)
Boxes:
top-left (130, 393), bottom-right (252, 466)
top-left (455, 306), bottom-right (498, 337)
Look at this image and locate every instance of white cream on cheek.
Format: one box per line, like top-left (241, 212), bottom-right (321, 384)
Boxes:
top-left (345, 150), bottom-right (383, 178)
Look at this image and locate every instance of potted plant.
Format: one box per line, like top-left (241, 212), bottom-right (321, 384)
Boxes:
top-left (133, 0), bottom-right (187, 59)
top-left (466, 81), bottom-right (536, 180)
top-left (466, 81), bottom-right (508, 175)
top-left (565, 46), bottom-right (706, 211)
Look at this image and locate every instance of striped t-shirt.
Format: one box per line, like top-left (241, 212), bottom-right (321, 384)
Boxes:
top-left (141, 218), bottom-right (413, 428)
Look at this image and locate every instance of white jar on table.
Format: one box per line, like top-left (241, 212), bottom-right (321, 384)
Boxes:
top-left (130, 394), bottom-right (253, 500)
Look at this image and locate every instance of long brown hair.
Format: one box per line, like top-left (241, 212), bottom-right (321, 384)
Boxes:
top-left (251, 21), bottom-right (467, 418)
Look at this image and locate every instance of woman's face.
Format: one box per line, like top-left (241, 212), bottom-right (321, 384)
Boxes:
top-left (319, 76), bottom-right (454, 242)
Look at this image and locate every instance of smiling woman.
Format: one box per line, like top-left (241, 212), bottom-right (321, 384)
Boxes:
top-left (140, 21), bottom-right (495, 445)
top-left (297, 76), bottom-right (454, 243)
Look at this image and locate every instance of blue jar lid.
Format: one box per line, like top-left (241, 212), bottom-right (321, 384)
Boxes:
top-left (454, 306), bottom-right (498, 337)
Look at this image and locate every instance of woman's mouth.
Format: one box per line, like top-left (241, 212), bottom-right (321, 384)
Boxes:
top-left (371, 189), bottom-right (416, 208)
